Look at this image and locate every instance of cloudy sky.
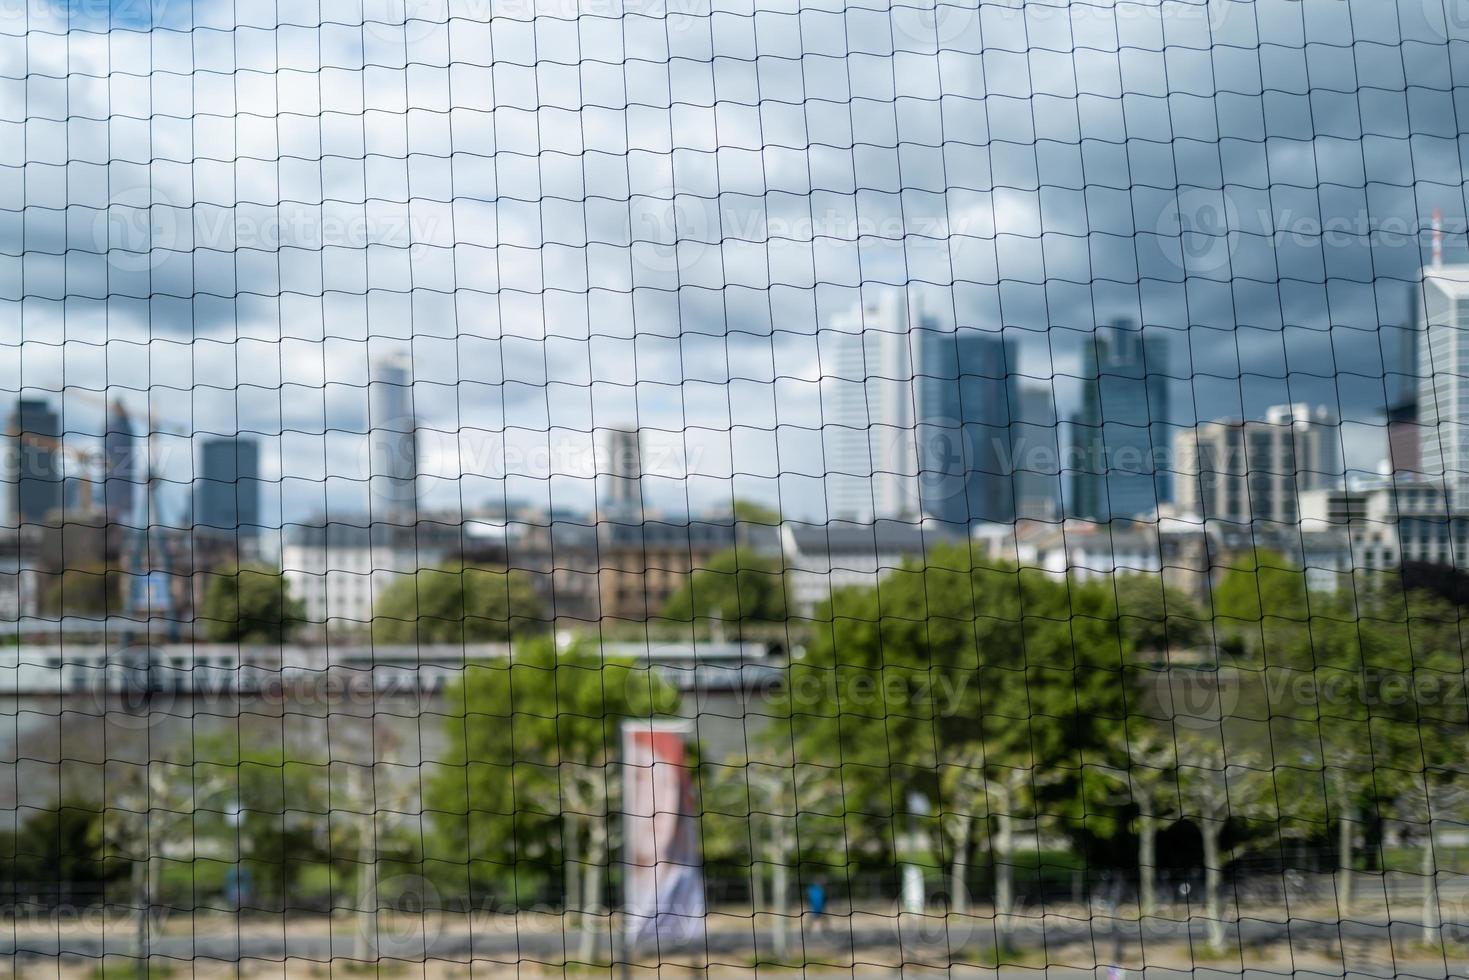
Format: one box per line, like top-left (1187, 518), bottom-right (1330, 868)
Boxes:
top-left (2, 0), bottom-right (1465, 528)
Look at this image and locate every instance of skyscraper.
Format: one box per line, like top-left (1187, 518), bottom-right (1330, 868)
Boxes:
top-left (1068, 322), bottom-right (1172, 522)
top-left (914, 326), bottom-right (1016, 526)
top-left (367, 352), bottom-right (419, 520)
top-left (103, 399), bottom-right (136, 529)
top-left (1012, 383), bottom-right (1062, 521)
top-left (5, 398), bottom-right (62, 525)
top-left (195, 437), bottom-right (261, 535)
top-left (823, 293), bottom-right (932, 522)
top-left (1418, 265), bottom-right (1469, 509)
top-left (601, 427), bottom-right (645, 516)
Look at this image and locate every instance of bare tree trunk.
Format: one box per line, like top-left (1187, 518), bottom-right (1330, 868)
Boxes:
top-left (772, 821), bottom-right (791, 961)
top-left (950, 814), bottom-right (972, 916)
top-left (579, 816), bottom-right (607, 963)
top-left (1423, 830), bottom-right (1441, 948)
top-left (354, 849), bottom-right (379, 960)
top-left (133, 853), bottom-right (150, 978)
top-left (1201, 820), bottom-right (1225, 952)
top-left (752, 854), bottom-right (765, 915)
top-left (564, 812), bottom-right (582, 927)
top-left (995, 809), bottom-right (1014, 949)
top-left (1338, 803), bottom-right (1356, 914)
top-left (1138, 814), bottom-right (1157, 916)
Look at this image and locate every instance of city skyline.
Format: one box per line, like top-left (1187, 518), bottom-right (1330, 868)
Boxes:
top-left (0, 0), bottom-right (1452, 529)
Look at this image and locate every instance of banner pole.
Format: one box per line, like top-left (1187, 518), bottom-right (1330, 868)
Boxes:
top-left (617, 722), bottom-right (632, 980)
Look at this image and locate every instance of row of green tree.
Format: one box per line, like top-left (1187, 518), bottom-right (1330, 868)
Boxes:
top-left (195, 547), bottom-right (789, 644)
top-left (428, 546), bottom-right (1469, 955)
top-left (25, 546), bottom-right (1469, 960)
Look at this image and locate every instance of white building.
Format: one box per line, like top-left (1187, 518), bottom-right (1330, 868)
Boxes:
top-left (1300, 481), bottom-right (1469, 571)
top-left (1173, 403), bottom-right (1341, 527)
top-left (779, 520), bottom-right (938, 613)
top-left (281, 523), bottom-right (410, 631)
top-left (1013, 517), bottom-right (1210, 594)
top-left (1419, 265), bottom-right (1469, 511)
top-left (281, 520), bottom-right (467, 632)
top-left (823, 294), bottom-right (937, 522)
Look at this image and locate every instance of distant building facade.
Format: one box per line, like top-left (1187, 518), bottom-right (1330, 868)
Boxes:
top-left (1419, 265), bottom-right (1469, 509)
top-left (1300, 481), bottom-right (1469, 571)
top-left (914, 326), bottom-right (1016, 527)
top-left (601, 427), bottom-right (645, 517)
top-left (367, 352), bottom-right (420, 520)
top-left (1173, 404), bottom-right (1342, 527)
top-left (103, 400), bottom-right (136, 530)
top-left (1012, 383), bottom-right (1062, 521)
top-left (5, 399), bottom-right (62, 526)
top-left (779, 519), bottom-right (944, 613)
top-left (1068, 323), bottom-right (1171, 521)
top-left (195, 437), bottom-right (261, 536)
top-left (281, 520), bottom-right (464, 631)
top-left (823, 293), bottom-right (933, 522)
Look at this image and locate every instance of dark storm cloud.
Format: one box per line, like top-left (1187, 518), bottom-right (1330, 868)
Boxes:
top-left (0, 0), bottom-right (1464, 518)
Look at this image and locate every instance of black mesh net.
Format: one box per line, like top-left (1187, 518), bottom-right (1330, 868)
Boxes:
top-left (2, 0), bottom-right (1468, 975)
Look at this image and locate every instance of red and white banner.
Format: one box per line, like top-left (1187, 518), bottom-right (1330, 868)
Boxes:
top-left (622, 720), bottom-right (706, 951)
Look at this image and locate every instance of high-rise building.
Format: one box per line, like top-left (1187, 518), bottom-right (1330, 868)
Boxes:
top-left (1012, 383), bottom-right (1062, 521)
top-left (195, 437), bottom-right (261, 535)
top-left (1068, 323), bottom-right (1171, 521)
top-left (5, 398), bottom-right (62, 525)
top-left (1418, 265), bottom-right (1469, 509)
top-left (367, 352), bottom-right (419, 520)
top-left (103, 399), bottom-right (135, 528)
top-left (823, 293), bottom-right (932, 522)
top-left (601, 427), bottom-right (644, 516)
top-left (914, 326), bottom-right (1016, 526)
top-left (1387, 285), bottom-right (1423, 475)
top-left (1174, 404), bottom-right (1342, 526)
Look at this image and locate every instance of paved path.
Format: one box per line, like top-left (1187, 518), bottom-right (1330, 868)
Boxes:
top-left (1, 908), bottom-right (1466, 970)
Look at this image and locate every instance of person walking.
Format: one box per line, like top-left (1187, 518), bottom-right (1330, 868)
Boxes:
top-left (807, 877), bottom-right (828, 936)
